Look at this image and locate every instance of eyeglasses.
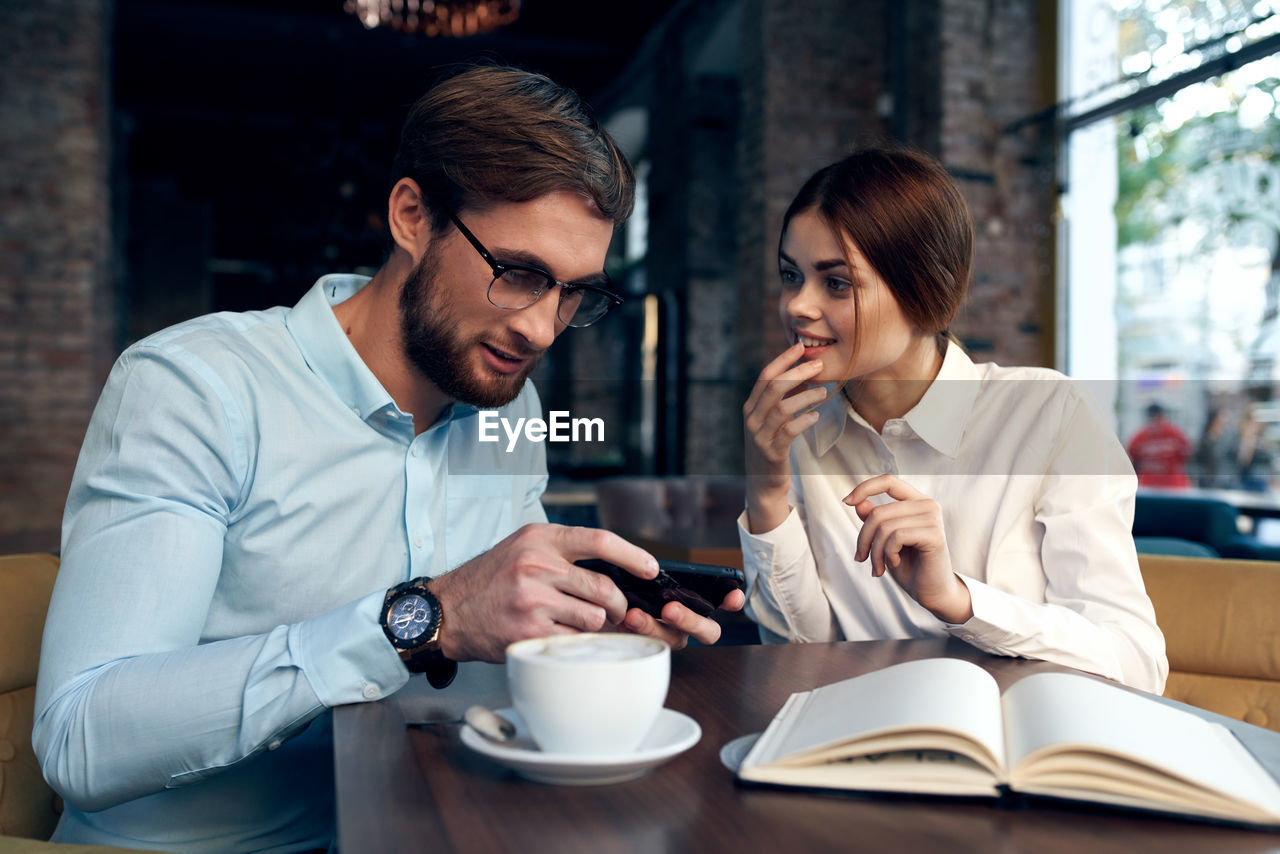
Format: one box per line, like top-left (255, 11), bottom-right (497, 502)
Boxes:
top-left (447, 211), bottom-right (623, 328)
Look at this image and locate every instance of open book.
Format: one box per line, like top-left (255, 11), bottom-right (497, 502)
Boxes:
top-left (738, 657), bottom-right (1280, 828)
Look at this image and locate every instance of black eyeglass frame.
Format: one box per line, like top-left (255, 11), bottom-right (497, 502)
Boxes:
top-left (446, 211), bottom-right (623, 328)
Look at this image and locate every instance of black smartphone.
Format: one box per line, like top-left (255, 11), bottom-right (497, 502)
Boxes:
top-left (575, 558), bottom-right (746, 619)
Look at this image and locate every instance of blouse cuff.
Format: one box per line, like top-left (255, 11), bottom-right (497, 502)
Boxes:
top-left (736, 507), bottom-right (811, 581)
top-left (943, 575), bottom-right (1021, 656)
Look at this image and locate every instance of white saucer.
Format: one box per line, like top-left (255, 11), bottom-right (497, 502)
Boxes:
top-left (460, 707), bottom-right (701, 785)
top-left (719, 732), bottom-right (761, 774)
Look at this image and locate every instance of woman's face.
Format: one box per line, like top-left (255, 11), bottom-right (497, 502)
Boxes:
top-left (778, 208), bottom-right (930, 385)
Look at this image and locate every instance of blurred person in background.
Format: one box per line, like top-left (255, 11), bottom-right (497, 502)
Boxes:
top-left (1126, 403), bottom-right (1192, 489)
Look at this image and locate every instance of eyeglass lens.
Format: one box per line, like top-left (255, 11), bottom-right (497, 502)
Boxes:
top-left (488, 270), bottom-right (612, 327)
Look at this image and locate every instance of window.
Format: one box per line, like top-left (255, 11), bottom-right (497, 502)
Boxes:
top-left (1062, 0), bottom-right (1280, 487)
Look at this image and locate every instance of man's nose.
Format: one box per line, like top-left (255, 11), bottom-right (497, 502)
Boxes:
top-left (508, 288), bottom-right (563, 351)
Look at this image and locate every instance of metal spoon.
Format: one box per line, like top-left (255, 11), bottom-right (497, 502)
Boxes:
top-left (406, 705), bottom-right (517, 744)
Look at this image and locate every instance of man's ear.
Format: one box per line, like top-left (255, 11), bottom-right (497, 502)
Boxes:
top-left (387, 177), bottom-right (432, 259)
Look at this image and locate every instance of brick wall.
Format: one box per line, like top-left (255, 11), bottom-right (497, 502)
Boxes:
top-left (0, 0), bottom-right (112, 552)
top-left (734, 0), bottom-right (1052, 383)
top-left (737, 0), bottom-right (890, 377)
top-left (935, 0), bottom-right (1055, 368)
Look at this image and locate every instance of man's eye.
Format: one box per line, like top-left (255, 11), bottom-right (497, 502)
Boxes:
top-left (499, 269), bottom-right (549, 292)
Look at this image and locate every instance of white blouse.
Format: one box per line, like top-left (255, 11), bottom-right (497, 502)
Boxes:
top-left (739, 344), bottom-right (1169, 694)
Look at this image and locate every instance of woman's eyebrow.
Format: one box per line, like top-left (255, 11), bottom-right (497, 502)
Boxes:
top-left (778, 249), bottom-right (848, 272)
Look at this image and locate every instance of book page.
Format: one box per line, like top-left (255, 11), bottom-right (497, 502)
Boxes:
top-left (747, 748), bottom-right (999, 796)
top-left (742, 657), bottom-right (1006, 775)
top-left (1003, 672), bottom-right (1280, 822)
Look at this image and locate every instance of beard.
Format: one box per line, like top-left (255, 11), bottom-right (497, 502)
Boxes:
top-left (398, 247), bottom-right (543, 409)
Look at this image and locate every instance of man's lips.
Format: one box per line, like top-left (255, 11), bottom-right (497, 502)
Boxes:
top-left (481, 342), bottom-right (535, 375)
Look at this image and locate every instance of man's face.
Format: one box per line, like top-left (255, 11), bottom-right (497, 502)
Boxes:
top-left (399, 191), bottom-right (615, 409)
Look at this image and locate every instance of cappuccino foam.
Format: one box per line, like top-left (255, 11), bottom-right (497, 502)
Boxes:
top-left (526, 635), bottom-right (661, 662)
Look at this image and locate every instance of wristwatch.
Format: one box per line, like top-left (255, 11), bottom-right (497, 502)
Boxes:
top-left (380, 578), bottom-right (457, 688)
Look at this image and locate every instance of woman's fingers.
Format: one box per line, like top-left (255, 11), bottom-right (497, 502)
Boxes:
top-left (744, 342), bottom-right (807, 413)
top-left (856, 502), bottom-right (944, 575)
top-left (745, 352), bottom-right (823, 425)
top-left (844, 473), bottom-right (928, 508)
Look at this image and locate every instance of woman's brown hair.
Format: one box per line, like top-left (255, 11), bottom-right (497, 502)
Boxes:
top-left (781, 147), bottom-right (973, 364)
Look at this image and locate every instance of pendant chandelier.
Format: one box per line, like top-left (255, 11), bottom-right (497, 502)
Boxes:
top-left (343, 0), bottom-right (521, 37)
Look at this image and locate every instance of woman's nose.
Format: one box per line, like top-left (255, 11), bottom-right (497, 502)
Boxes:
top-left (783, 283), bottom-right (822, 320)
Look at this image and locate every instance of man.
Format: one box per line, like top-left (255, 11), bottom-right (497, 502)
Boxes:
top-left (34, 65), bottom-right (743, 852)
top-left (1126, 402), bottom-right (1192, 489)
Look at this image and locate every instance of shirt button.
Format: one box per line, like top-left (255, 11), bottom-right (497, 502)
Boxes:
top-left (267, 739), bottom-right (282, 751)
top-left (962, 633), bottom-right (975, 642)
top-left (362, 683), bottom-right (379, 700)
top-left (413, 534), bottom-right (424, 548)
top-left (411, 446), bottom-right (420, 458)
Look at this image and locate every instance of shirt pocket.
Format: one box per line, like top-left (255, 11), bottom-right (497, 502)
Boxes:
top-left (445, 476), bottom-right (518, 566)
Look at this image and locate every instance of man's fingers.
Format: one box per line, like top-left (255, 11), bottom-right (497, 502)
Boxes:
top-left (551, 564), bottom-right (629, 624)
top-left (658, 602), bottom-right (723, 646)
top-left (719, 588), bottom-right (746, 612)
top-left (555, 525), bottom-right (658, 579)
top-left (622, 608), bottom-right (688, 650)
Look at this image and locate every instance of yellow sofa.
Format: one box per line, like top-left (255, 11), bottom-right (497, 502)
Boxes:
top-left (0, 553), bottom-right (60, 842)
top-left (0, 554), bottom-right (160, 853)
top-left (1138, 553), bottom-right (1280, 732)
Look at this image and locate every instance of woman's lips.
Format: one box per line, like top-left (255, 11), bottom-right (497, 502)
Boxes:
top-left (794, 333), bottom-right (835, 359)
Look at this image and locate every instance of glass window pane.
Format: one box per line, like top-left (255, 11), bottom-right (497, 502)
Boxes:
top-left (1064, 1), bottom-right (1280, 492)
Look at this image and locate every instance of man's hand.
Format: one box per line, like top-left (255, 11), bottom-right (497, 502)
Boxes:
top-left (429, 524), bottom-right (745, 662)
top-left (620, 587), bottom-right (747, 650)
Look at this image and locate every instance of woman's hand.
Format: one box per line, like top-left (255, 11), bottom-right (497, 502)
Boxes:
top-left (843, 474), bottom-right (973, 624)
top-left (743, 342), bottom-right (827, 533)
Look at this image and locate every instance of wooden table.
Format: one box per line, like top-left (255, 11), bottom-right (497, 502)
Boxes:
top-left (334, 637), bottom-right (1280, 853)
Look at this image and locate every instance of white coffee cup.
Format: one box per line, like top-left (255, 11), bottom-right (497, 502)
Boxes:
top-left (505, 633), bottom-right (670, 755)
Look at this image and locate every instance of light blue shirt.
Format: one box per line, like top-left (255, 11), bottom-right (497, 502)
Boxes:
top-left (34, 275), bottom-right (547, 852)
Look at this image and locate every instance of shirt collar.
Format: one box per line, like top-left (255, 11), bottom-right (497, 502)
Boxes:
top-left (811, 341), bottom-right (983, 458)
top-left (901, 342), bottom-right (982, 458)
top-left (286, 275), bottom-right (399, 422)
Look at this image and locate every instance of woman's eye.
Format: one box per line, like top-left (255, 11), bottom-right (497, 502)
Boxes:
top-left (827, 277), bottom-right (853, 293)
top-left (779, 268), bottom-right (802, 287)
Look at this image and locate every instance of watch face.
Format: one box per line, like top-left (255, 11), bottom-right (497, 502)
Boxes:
top-left (388, 593), bottom-right (436, 643)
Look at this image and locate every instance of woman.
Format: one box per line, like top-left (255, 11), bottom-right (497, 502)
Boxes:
top-left (740, 148), bottom-right (1167, 693)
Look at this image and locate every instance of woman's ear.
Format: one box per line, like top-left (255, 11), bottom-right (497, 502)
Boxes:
top-left (387, 177), bottom-right (432, 260)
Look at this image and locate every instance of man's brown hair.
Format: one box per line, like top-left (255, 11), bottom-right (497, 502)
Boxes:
top-left (391, 64), bottom-right (635, 235)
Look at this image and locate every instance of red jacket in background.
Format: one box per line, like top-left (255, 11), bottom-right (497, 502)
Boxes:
top-left (1126, 417), bottom-right (1193, 488)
